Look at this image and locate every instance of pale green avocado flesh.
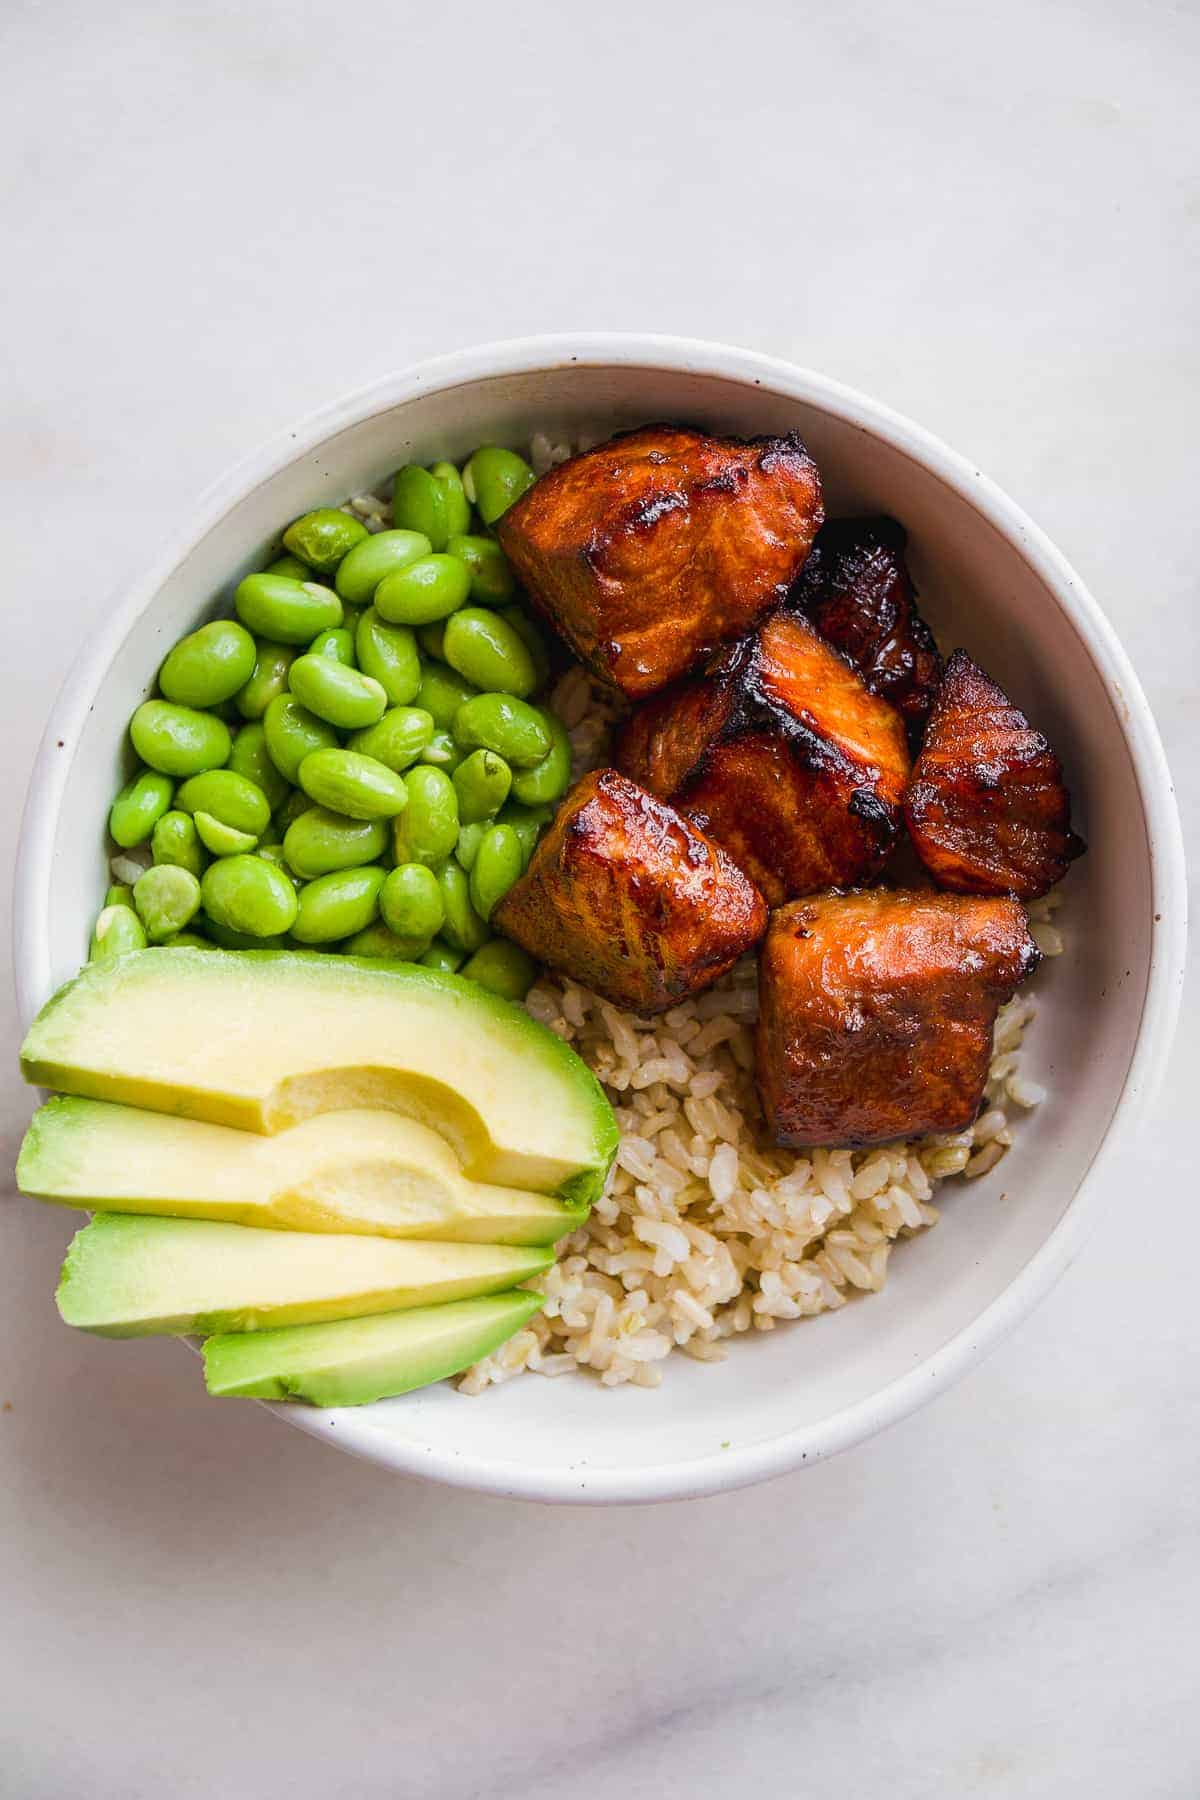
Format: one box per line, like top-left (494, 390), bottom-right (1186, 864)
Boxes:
top-left (21, 949), bottom-right (617, 1207)
top-left (203, 1290), bottom-right (544, 1405)
top-left (20, 1097), bottom-right (587, 1246)
top-left (56, 1212), bottom-right (552, 1337)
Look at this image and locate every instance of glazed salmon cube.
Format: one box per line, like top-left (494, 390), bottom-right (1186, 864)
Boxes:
top-left (616, 609), bottom-right (911, 906)
top-left (789, 516), bottom-right (942, 736)
top-left (493, 769), bottom-right (767, 1014)
top-left (496, 424), bottom-right (824, 698)
top-left (905, 651), bottom-right (1084, 899)
top-left (756, 888), bottom-right (1040, 1148)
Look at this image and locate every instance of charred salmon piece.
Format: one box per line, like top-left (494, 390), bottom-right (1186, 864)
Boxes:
top-left (756, 888), bottom-right (1039, 1148)
top-left (496, 423), bottom-right (823, 699)
top-left (493, 768), bottom-right (767, 1015)
top-left (616, 609), bottom-right (911, 906)
top-left (790, 516), bottom-right (942, 735)
top-left (905, 650), bottom-right (1084, 899)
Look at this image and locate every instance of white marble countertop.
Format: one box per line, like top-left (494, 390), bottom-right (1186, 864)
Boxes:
top-left (2, 2), bottom-right (1197, 1794)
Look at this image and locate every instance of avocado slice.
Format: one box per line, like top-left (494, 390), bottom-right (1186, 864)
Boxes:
top-left (21, 948), bottom-right (617, 1206)
top-left (56, 1213), bottom-right (552, 1337)
top-left (20, 1097), bottom-right (587, 1246)
top-left (203, 1290), bottom-right (543, 1405)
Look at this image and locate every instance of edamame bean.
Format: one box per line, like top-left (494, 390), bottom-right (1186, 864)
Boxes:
top-left (235, 640), bottom-right (296, 720)
top-left (310, 627), bottom-right (356, 666)
top-left (130, 701), bottom-right (231, 778)
top-left (265, 553), bottom-right (312, 581)
top-left (282, 508), bottom-right (369, 573)
top-left (263, 694), bottom-right (338, 784)
top-left (283, 806), bottom-right (388, 879)
top-left (452, 748), bottom-right (512, 823)
top-left (451, 693), bottom-right (550, 767)
top-left (163, 931), bottom-right (216, 950)
top-left (291, 865), bottom-right (385, 944)
top-left (97, 450), bottom-right (574, 995)
top-left (109, 769), bottom-right (174, 847)
top-left (469, 824), bottom-right (523, 920)
top-left (356, 609), bottom-right (422, 706)
top-left (255, 844), bottom-right (300, 886)
top-left (346, 706), bottom-right (434, 771)
top-left (234, 574), bottom-right (343, 644)
top-left (460, 938), bottom-right (536, 1000)
top-left (375, 554), bottom-right (471, 627)
top-left (201, 919), bottom-right (288, 951)
top-left (195, 812), bottom-right (258, 856)
top-left (335, 530), bottom-right (430, 605)
top-left (437, 861), bottom-right (490, 953)
top-left (133, 864), bottom-right (202, 942)
top-left (288, 654), bottom-right (388, 730)
top-left (345, 922), bottom-right (428, 960)
top-left (202, 854), bottom-right (299, 938)
top-left (110, 852), bottom-right (149, 887)
top-left (430, 462), bottom-right (471, 539)
top-left (496, 799), bottom-right (553, 867)
top-left (462, 447), bottom-right (534, 525)
top-left (158, 620), bottom-right (256, 708)
top-left (419, 939), bottom-right (465, 974)
top-left (447, 534), bottom-right (516, 604)
top-left (392, 765), bottom-right (459, 866)
top-left (417, 620), bottom-right (446, 661)
top-left (510, 708), bottom-right (572, 805)
top-left (176, 769), bottom-right (271, 838)
top-left (454, 822), bottom-right (485, 870)
top-left (420, 730), bottom-right (466, 773)
top-left (416, 663), bottom-right (478, 729)
top-left (273, 789), bottom-right (313, 835)
top-left (380, 862), bottom-right (444, 943)
top-left (297, 748), bottom-right (409, 820)
top-left (151, 809), bottom-right (207, 878)
top-left (443, 607), bottom-right (536, 697)
top-left (105, 883), bottom-right (134, 909)
top-left (227, 722), bottom-right (290, 813)
top-left (499, 604), bottom-right (551, 690)
top-left (89, 903), bottom-right (147, 962)
top-left (392, 465), bottom-right (450, 552)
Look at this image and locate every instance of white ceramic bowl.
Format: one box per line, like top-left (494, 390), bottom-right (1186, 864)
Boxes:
top-left (14, 336), bottom-right (1187, 1504)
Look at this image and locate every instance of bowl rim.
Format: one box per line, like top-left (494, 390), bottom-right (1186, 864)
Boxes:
top-left (14, 332), bottom-right (1188, 1505)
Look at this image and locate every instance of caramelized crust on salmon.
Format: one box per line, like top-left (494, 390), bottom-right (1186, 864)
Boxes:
top-left (494, 769), bottom-right (767, 1014)
top-left (905, 651), bottom-right (1084, 899)
top-left (790, 517), bottom-right (942, 734)
top-left (756, 889), bottom-right (1040, 1148)
top-left (496, 424), bottom-right (824, 698)
top-left (616, 610), bottom-right (911, 905)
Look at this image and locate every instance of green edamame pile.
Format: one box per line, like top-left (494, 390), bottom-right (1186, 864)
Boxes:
top-left (97, 447), bottom-right (558, 1002)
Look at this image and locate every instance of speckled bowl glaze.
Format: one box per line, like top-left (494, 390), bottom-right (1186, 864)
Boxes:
top-left (13, 336), bottom-right (1187, 1503)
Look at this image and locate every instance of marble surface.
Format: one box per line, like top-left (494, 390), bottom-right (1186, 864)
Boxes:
top-left (2, 1), bottom-right (1198, 1794)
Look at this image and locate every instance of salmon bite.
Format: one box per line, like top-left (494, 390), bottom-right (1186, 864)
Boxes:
top-left (497, 424), bottom-right (824, 697)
